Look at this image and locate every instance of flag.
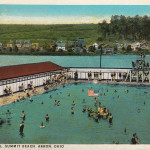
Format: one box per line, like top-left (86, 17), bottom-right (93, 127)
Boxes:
top-left (88, 89), bottom-right (99, 97)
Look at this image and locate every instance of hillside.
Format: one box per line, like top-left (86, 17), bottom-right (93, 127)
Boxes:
top-left (0, 24), bottom-right (99, 46)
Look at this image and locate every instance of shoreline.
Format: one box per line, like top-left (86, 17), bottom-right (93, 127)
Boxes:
top-left (0, 79), bottom-right (150, 107)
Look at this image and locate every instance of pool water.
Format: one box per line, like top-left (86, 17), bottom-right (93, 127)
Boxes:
top-left (0, 83), bottom-right (150, 144)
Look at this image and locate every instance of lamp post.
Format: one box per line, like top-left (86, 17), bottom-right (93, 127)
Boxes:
top-left (100, 43), bottom-right (104, 68)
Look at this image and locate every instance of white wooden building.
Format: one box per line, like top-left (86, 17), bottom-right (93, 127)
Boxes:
top-left (0, 62), bottom-right (67, 96)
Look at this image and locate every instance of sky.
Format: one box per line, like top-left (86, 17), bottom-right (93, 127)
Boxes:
top-left (0, 5), bottom-right (150, 24)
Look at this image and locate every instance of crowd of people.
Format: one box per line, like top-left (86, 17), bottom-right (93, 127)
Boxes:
top-left (4, 86), bottom-right (13, 95)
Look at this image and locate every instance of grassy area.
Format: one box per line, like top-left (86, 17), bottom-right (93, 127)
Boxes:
top-left (0, 24), bottom-right (100, 47)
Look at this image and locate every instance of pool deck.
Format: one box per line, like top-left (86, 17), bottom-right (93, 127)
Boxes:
top-left (0, 80), bottom-right (73, 107)
top-left (0, 79), bottom-right (150, 107)
top-left (75, 79), bottom-right (150, 86)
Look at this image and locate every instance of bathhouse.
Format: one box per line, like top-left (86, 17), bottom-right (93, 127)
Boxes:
top-left (0, 62), bottom-right (67, 96)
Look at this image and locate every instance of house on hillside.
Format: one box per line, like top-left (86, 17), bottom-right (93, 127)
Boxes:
top-left (0, 43), bottom-right (3, 50)
top-left (76, 38), bottom-right (86, 48)
top-left (73, 47), bottom-right (83, 53)
top-left (39, 47), bottom-right (44, 51)
top-left (31, 43), bottom-right (40, 50)
top-left (57, 43), bottom-right (66, 51)
top-left (68, 41), bottom-right (76, 47)
top-left (140, 41), bottom-right (149, 50)
top-left (93, 43), bottom-right (99, 49)
top-left (16, 40), bottom-right (23, 50)
top-left (7, 41), bottom-right (14, 49)
top-left (115, 41), bottom-right (122, 50)
top-left (123, 41), bottom-right (131, 48)
top-left (131, 42), bottom-right (141, 51)
top-left (57, 39), bottom-right (63, 43)
top-left (102, 45), bottom-right (114, 54)
top-left (24, 40), bottom-right (31, 50)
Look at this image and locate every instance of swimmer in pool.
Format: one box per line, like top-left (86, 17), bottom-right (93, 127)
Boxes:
top-left (54, 100), bottom-right (57, 105)
top-left (137, 109), bottom-right (140, 113)
top-left (71, 107), bottom-right (74, 114)
top-left (103, 106), bottom-right (106, 113)
top-left (22, 111), bottom-right (25, 120)
top-left (124, 128), bottom-right (126, 134)
top-left (40, 122), bottom-right (45, 128)
top-left (30, 99), bottom-right (33, 102)
top-left (6, 109), bottom-right (11, 114)
top-left (99, 102), bottom-right (101, 107)
top-left (82, 99), bottom-right (86, 103)
top-left (41, 102), bottom-right (44, 104)
top-left (72, 101), bottom-right (76, 106)
top-left (144, 102), bottom-right (145, 105)
top-left (68, 93), bottom-right (71, 96)
top-left (131, 133), bottom-right (140, 144)
top-left (82, 106), bottom-right (86, 112)
top-left (109, 113), bottom-right (113, 124)
top-left (57, 101), bottom-right (60, 106)
top-left (20, 121), bottom-right (24, 133)
top-left (45, 114), bottom-right (49, 122)
top-left (88, 107), bottom-right (91, 112)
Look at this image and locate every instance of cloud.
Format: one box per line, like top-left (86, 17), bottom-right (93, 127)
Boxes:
top-left (0, 15), bottom-right (110, 24)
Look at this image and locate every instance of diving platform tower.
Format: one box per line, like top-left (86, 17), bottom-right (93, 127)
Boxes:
top-left (130, 54), bottom-right (150, 82)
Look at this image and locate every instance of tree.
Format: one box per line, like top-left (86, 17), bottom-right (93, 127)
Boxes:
top-left (97, 37), bottom-right (103, 41)
top-left (88, 46), bottom-right (96, 53)
top-left (126, 45), bottom-right (132, 52)
top-left (9, 47), bottom-right (12, 52)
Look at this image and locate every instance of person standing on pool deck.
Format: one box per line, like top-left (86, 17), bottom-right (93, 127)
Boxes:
top-left (45, 114), bottom-right (49, 122)
top-left (22, 111), bottom-right (25, 120)
top-left (20, 121), bottom-right (24, 133)
top-left (71, 107), bottom-right (74, 114)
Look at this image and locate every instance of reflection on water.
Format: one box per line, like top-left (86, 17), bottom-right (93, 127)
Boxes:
top-left (19, 132), bottom-right (25, 138)
top-left (7, 119), bottom-right (11, 126)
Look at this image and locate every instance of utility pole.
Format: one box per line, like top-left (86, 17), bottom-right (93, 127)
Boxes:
top-left (100, 43), bottom-right (104, 68)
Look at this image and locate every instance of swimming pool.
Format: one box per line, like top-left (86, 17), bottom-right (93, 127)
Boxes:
top-left (0, 83), bottom-right (150, 144)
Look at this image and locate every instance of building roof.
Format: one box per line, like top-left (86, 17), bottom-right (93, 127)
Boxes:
top-left (24, 40), bottom-right (31, 44)
top-left (8, 41), bottom-right (14, 44)
top-left (74, 47), bottom-right (82, 51)
top-left (32, 43), bottom-right (39, 45)
top-left (57, 43), bottom-right (66, 47)
top-left (103, 45), bottom-right (113, 48)
top-left (68, 41), bottom-right (76, 44)
top-left (16, 40), bottom-right (23, 44)
top-left (0, 62), bottom-right (65, 81)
